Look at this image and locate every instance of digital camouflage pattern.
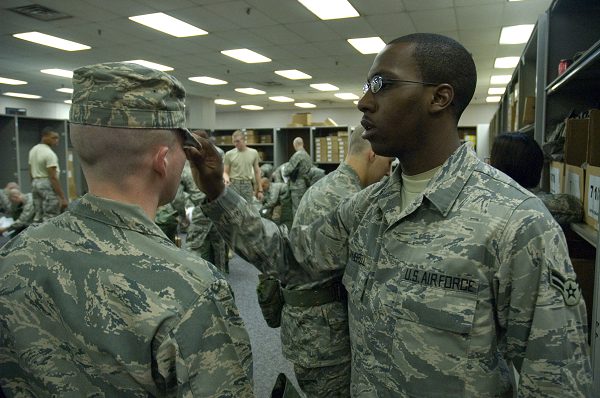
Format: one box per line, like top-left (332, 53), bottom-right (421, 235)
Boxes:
top-left (283, 149), bottom-right (313, 215)
top-left (69, 62), bottom-right (197, 146)
top-left (272, 162), bottom-right (289, 184)
top-left (535, 191), bottom-right (583, 226)
top-left (6, 192), bottom-right (34, 232)
top-left (31, 178), bottom-right (61, 222)
top-left (0, 189), bottom-right (10, 213)
top-left (290, 144), bottom-right (592, 397)
top-left (203, 162), bottom-right (363, 397)
top-left (261, 182), bottom-right (288, 222)
top-left (0, 194), bottom-right (253, 397)
top-left (307, 166), bottom-right (326, 186)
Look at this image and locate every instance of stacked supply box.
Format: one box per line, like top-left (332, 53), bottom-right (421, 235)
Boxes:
top-left (214, 135), bottom-right (232, 145)
top-left (337, 131), bottom-right (348, 161)
top-left (549, 161), bottom-right (565, 194)
top-left (245, 129), bottom-right (258, 144)
top-left (584, 165), bottom-right (600, 230)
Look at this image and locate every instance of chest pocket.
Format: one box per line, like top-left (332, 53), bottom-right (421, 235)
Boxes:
top-left (393, 282), bottom-right (478, 335)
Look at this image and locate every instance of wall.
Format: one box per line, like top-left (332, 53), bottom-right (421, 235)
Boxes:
top-left (0, 94), bottom-right (216, 126)
top-left (215, 103), bottom-right (497, 129)
top-left (0, 97), bottom-right (70, 119)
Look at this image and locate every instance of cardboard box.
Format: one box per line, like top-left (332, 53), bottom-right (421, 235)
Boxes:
top-left (587, 109), bottom-right (600, 167)
top-left (584, 165), bottom-right (600, 229)
top-left (324, 118), bottom-right (337, 126)
top-left (522, 96), bottom-right (535, 126)
top-left (292, 112), bottom-right (312, 126)
top-left (549, 161), bottom-right (565, 194)
top-left (571, 258), bottom-right (595, 328)
top-left (565, 165), bottom-right (585, 203)
top-left (564, 118), bottom-right (589, 166)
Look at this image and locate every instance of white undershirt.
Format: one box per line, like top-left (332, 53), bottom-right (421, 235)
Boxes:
top-left (400, 166), bottom-right (440, 212)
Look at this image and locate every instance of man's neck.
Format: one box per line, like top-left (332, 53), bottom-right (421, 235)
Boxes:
top-left (87, 179), bottom-right (160, 219)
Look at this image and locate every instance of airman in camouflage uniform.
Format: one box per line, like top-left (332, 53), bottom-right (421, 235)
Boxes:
top-left (0, 62), bottom-right (254, 397)
top-left (188, 33), bottom-right (592, 397)
top-left (260, 177), bottom-right (289, 225)
top-left (307, 166), bottom-right (326, 186)
top-left (288, 34), bottom-right (592, 397)
top-left (190, 128), bottom-right (392, 397)
top-left (283, 137), bottom-right (313, 215)
top-left (0, 188), bottom-right (35, 235)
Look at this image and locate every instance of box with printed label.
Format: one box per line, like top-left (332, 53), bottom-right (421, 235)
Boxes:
top-left (549, 161), bottom-right (565, 194)
top-left (584, 165), bottom-right (600, 229)
top-left (587, 109), bottom-right (600, 167)
top-left (565, 165), bottom-right (585, 203)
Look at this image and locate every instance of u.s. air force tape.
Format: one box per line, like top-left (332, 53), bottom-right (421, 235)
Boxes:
top-left (550, 268), bottom-right (581, 306)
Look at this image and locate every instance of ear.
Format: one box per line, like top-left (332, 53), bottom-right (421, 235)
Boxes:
top-left (367, 149), bottom-right (376, 163)
top-left (430, 83), bottom-right (454, 114)
top-left (152, 146), bottom-right (170, 177)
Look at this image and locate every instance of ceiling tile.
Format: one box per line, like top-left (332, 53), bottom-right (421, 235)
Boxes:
top-left (324, 18), bottom-right (377, 39)
top-left (403, 0), bottom-right (453, 12)
top-left (410, 8), bottom-right (457, 33)
top-left (204, 0), bottom-right (278, 28)
top-left (366, 13), bottom-right (416, 37)
top-left (502, 0), bottom-right (553, 25)
top-left (247, 25), bottom-right (306, 45)
top-left (245, 0), bottom-right (314, 24)
top-left (459, 28), bottom-right (501, 48)
top-left (285, 21), bottom-right (341, 42)
top-left (456, 4), bottom-right (504, 30)
top-left (351, 0), bottom-right (406, 15)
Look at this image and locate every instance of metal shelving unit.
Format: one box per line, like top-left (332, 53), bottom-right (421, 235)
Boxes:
top-left (489, 0), bottom-right (600, 392)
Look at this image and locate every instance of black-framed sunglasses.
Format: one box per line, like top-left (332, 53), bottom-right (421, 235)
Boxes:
top-left (362, 75), bottom-right (438, 94)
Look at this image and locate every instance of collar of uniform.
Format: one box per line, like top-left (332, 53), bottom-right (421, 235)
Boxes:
top-left (71, 193), bottom-right (169, 239)
top-left (376, 143), bottom-right (477, 224)
top-left (422, 143), bottom-right (478, 217)
top-left (337, 161), bottom-right (362, 188)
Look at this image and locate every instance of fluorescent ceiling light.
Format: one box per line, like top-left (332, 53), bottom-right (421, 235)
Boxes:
top-left (129, 12), bottom-right (208, 37)
top-left (310, 83), bottom-right (339, 91)
top-left (298, 0), bottom-right (359, 20)
top-left (235, 88), bottom-right (266, 95)
top-left (189, 76), bottom-right (227, 85)
top-left (221, 49), bottom-right (271, 63)
top-left (41, 69), bottom-right (73, 78)
top-left (295, 102), bottom-right (316, 108)
top-left (494, 56), bottom-right (520, 69)
top-left (4, 92), bottom-right (41, 99)
top-left (269, 96), bottom-right (294, 102)
top-left (64, 100), bottom-right (72, 104)
top-left (215, 99), bottom-right (236, 105)
top-left (241, 105), bottom-right (263, 110)
top-left (486, 96), bottom-right (501, 103)
top-left (56, 88), bottom-right (73, 94)
top-left (488, 87), bottom-right (506, 95)
top-left (335, 93), bottom-right (359, 100)
top-left (0, 77), bottom-right (27, 85)
top-left (347, 37), bottom-right (386, 54)
top-left (499, 24), bottom-right (534, 44)
top-left (126, 60), bottom-right (173, 71)
top-left (490, 75), bottom-right (512, 84)
top-left (13, 32), bottom-right (90, 51)
top-left (275, 69), bottom-right (312, 80)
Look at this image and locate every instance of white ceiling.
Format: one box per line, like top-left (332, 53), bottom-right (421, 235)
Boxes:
top-left (0, 0), bottom-right (552, 112)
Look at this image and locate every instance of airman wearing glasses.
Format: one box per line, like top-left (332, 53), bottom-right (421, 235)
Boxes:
top-left (185, 33), bottom-right (592, 396)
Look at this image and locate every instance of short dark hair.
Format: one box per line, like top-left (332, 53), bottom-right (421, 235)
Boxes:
top-left (388, 33), bottom-right (476, 121)
top-left (41, 126), bottom-right (57, 136)
top-left (490, 133), bottom-right (544, 189)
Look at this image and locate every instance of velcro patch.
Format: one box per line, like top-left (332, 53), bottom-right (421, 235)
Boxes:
top-left (550, 269), bottom-right (581, 306)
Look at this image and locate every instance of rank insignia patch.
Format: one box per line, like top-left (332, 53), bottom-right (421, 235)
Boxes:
top-left (550, 269), bottom-right (581, 306)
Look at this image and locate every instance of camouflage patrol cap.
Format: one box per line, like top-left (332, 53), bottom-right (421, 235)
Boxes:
top-left (69, 62), bottom-right (199, 147)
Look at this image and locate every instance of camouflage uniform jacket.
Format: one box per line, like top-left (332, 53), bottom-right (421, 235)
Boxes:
top-left (0, 194), bottom-right (253, 397)
top-left (0, 190), bottom-right (9, 214)
top-left (262, 182), bottom-right (288, 212)
top-left (7, 192), bottom-right (34, 231)
top-left (289, 144), bottom-right (592, 397)
top-left (201, 163), bottom-right (361, 368)
top-left (283, 149), bottom-right (312, 189)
